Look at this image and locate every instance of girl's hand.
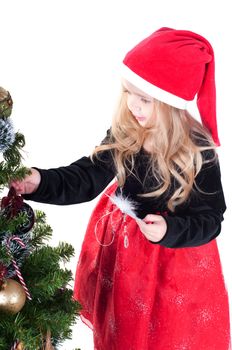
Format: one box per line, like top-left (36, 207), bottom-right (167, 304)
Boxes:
top-left (136, 214), bottom-right (167, 243)
top-left (10, 168), bottom-right (41, 195)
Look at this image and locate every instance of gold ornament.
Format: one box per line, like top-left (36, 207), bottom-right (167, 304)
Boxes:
top-left (0, 278), bottom-right (26, 313)
top-left (16, 342), bottom-right (24, 350)
top-left (42, 330), bottom-right (55, 350)
top-left (0, 87), bottom-right (13, 119)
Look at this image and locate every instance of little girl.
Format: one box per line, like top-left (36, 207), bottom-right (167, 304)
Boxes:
top-left (12, 28), bottom-right (231, 349)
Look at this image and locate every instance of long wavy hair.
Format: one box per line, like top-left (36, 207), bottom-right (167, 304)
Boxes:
top-left (91, 87), bottom-right (216, 212)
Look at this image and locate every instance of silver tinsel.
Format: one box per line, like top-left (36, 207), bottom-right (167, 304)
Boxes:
top-left (0, 118), bottom-right (15, 152)
top-left (1, 231), bottom-right (31, 278)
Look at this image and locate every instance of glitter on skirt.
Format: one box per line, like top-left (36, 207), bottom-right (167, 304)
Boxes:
top-left (74, 182), bottom-right (231, 350)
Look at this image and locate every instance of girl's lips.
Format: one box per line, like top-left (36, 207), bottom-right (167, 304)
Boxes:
top-left (135, 116), bottom-right (146, 121)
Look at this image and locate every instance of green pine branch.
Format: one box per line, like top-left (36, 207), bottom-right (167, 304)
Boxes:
top-left (54, 242), bottom-right (75, 262)
top-left (0, 211), bottom-right (28, 234)
top-left (30, 211), bottom-right (53, 248)
top-left (3, 132), bottom-right (25, 166)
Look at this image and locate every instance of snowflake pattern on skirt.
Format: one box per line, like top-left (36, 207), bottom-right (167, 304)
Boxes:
top-left (74, 182), bottom-right (231, 350)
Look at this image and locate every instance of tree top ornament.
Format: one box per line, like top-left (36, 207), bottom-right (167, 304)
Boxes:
top-left (0, 87), bottom-right (13, 119)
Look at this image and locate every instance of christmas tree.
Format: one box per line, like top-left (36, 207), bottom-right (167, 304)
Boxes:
top-left (0, 87), bottom-right (81, 350)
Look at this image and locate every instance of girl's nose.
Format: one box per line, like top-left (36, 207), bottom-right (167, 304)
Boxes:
top-left (134, 105), bottom-right (141, 112)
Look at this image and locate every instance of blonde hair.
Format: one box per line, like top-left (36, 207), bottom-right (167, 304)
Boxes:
top-left (91, 88), bottom-right (216, 212)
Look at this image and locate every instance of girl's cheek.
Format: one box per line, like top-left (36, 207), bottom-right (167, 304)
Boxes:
top-left (126, 97), bottom-right (133, 111)
top-left (146, 104), bottom-right (156, 117)
top-left (143, 105), bottom-right (152, 116)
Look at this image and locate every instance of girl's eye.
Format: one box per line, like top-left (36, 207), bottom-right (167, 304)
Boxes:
top-left (123, 89), bottom-right (131, 94)
top-left (141, 97), bottom-right (151, 104)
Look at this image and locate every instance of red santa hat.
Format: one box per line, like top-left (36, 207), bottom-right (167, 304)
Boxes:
top-left (121, 27), bottom-right (220, 146)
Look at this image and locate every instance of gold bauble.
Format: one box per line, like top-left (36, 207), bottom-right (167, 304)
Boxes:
top-left (0, 279), bottom-right (26, 314)
top-left (44, 330), bottom-right (55, 350)
top-left (16, 342), bottom-right (24, 350)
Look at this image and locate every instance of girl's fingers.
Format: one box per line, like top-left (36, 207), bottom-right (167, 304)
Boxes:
top-left (143, 214), bottom-right (162, 223)
top-left (10, 180), bottom-right (25, 194)
top-left (135, 214), bottom-right (167, 242)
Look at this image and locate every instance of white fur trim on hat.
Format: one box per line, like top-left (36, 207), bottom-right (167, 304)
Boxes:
top-left (121, 63), bottom-right (189, 110)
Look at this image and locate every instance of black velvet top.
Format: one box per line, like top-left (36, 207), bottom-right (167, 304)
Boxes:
top-left (23, 131), bottom-right (226, 249)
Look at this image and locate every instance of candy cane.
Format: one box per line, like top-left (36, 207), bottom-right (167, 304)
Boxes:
top-left (6, 236), bottom-right (32, 300)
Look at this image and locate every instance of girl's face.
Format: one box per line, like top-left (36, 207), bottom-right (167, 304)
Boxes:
top-left (122, 79), bottom-right (156, 127)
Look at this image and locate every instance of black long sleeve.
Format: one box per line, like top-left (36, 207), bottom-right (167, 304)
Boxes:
top-left (23, 151), bottom-right (115, 205)
top-left (151, 153), bottom-right (226, 248)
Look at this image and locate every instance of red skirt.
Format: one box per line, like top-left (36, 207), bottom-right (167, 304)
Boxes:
top-left (74, 182), bottom-right (231, 350)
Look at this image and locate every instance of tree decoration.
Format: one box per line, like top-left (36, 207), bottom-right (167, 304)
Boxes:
top-left (1, 188), bottom-right (33, 280)
top-left (5, 235), bottom-right (32, 300)
top-left (0, 278), bottom-right (26, 314)
top-left (14, 341), bottom-right (24, 350)
top-left (0, 119), bottom-right (15, 153)
top-left (0, 87), bottom-right (13, 119)
top-left (1, 187), bottom-right (35, 234)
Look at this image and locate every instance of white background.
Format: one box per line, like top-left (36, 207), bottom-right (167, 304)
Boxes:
top-left (0, 1), bottom-right (231, 349)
